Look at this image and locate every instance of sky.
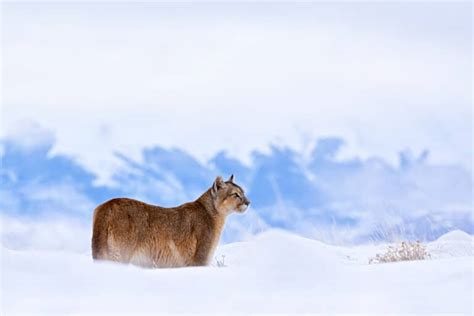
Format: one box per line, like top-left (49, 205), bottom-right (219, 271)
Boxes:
top-left (2, 2), bottom-right (472, 184)
top-left (0, 2), bottom-right (472, 245)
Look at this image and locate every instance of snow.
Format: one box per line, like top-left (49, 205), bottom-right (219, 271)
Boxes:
top-left (427, 230), bottom-right (474, 259)
top-left (1, 229), bottom-right (473, 315)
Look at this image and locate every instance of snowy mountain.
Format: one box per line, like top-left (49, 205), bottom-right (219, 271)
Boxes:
top-left (1, 132), bottom-right (472, 244)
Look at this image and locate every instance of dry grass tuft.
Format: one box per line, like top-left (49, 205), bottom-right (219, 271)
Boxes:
top-left (369, 241), bottom-right (431, 264)
top-left (215, 255), bottom-right (226, 267)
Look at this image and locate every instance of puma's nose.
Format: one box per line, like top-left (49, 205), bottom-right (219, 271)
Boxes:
top-left (244, 199), bottom-right (250, 206)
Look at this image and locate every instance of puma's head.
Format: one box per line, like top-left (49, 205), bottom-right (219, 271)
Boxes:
top-left (210, 175), bottom-right (250, 215)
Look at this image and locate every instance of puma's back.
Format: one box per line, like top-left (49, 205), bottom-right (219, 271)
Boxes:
top-left (91, 175), bottom-right (250, 268)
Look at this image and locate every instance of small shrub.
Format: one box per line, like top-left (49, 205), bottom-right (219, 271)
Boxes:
top-left (215, 255), bottom-right (226, 267)
top-left (369, 241), bottom-right (431, 264)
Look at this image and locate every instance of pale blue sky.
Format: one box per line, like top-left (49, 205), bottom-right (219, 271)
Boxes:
top-left (2, 2), bottom-right (472, 182)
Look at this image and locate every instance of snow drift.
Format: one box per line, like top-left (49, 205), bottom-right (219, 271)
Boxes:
top-left (1, 230), bottom-right (473, 315)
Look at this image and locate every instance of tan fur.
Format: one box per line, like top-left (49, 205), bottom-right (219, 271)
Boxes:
top-left (91, 175), bottom-right (250, 268)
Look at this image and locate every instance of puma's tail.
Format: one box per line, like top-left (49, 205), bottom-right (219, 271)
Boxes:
top-left (91, 205), bottom-right (109, 260)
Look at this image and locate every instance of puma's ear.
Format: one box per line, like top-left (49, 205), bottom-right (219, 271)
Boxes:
top-left (211, 176), bottom-right (226, 197)
top-left (228, 174), bottom-right (235, 183)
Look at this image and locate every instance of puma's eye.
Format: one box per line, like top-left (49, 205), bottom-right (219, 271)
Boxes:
top-left (233, 193), bottom-right (241, 199)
